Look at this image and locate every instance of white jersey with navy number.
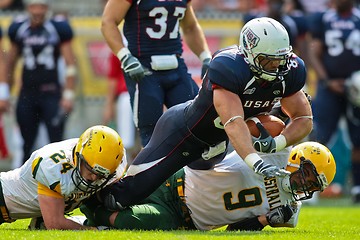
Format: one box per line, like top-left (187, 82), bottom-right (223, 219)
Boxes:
top-left (0, 139), bottom-right (127, 220)
top-left (184, 147), bottom-right (301, 230)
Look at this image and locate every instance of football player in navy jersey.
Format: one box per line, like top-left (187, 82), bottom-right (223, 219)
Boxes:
top-left (308, 0), bottom-right (360, 203)
top-left (101, 17), bottom-right (313, 210)
top-left (101, 0), bottom-right (212, 146)
top-left (7, 0), bottom-right (77, 164)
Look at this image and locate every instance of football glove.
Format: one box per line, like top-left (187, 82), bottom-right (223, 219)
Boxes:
top-left (201, 57), bottom-right (211, 79)
top-left (252, 122), bottom-right (277, 153)
top-left (253, 159), bottom-right (290, 178)
top-left (118, 48), bottom-right (145, 82)
top-left (252, 122), bottom-right (287, 153)
top-left (266, 204), bottom-right (295, 226)
top-left (103, 192), bottom-right (125, 211)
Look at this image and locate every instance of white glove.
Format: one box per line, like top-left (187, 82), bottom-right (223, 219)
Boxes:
top-left (253, 159), bottom-right (290, 178)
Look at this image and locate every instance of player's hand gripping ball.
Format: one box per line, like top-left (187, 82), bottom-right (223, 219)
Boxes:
top-left (246, 114), bottom-right (285, 138)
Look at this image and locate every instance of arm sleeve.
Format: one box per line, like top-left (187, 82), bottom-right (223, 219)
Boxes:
top-left (226, 216), bottom-right (265, 231)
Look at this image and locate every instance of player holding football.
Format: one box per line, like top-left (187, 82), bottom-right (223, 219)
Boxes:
top-left (0, 125), bottom-right (126, 230)
top-left (101, 17), bottom-right (313, 210)
top-left (79, 141), bottom-right (335, 230)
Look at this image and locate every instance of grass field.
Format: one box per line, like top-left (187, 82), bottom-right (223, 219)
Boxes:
top-left (1, 197), bottom-right (359, 240)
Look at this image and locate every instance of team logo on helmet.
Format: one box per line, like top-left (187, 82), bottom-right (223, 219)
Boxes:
top-left (243, 28), bottom-right (260, 50)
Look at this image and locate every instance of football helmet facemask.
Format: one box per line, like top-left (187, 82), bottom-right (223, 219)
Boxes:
top-left (281, 141), bottom-right (336, 200)
top-left (72, 125), bottom-right (124, 194)
top-left (239, 17), bottom-right (293, 81)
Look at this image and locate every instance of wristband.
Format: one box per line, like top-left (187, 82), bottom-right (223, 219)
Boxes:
top-left (65, 65), bottom-right (77, 77)
top-left (274, 134), bottom-right (287, 152)
top-left (62, 89), bottom-right (75, 101)
top-left (0, 82), bottom-right (10, 100)
top-left (244, 153), bottom-right (261, 170)
top-left (116, 47), bottom-right (131, 61)
top-left (199, 50), bottom-right (212, 62)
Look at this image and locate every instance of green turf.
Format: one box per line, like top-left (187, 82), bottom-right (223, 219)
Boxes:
top-left (1, 198), bottom-right (359, 240)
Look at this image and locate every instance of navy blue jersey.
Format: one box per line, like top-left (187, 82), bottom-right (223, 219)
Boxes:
top-left (308, 8), bottom-right (360, 78)
top-left (185, 45), bottom-right (306, 145)
top-left (8, 16), bottom-right (73, 89)
top-left (124, 0), bottom-right (189, 58)
top-left (0, 26), bottom-right (2, 38)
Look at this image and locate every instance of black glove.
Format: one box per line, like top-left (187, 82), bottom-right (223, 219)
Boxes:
top-left (99, 181), bottom-right (126, 211)
top-left (119, 49), bottom-right (145, 82)
top-left (102, 192), bottom-right (125, 211)
top-left (201, 57), bottom-right (211, 79)
top-left (252, 122), bottom-right (277, 153)
top-left (253, 159), bottom-right (290, 178)
top-left (266, 204), bottom-right (295, 226)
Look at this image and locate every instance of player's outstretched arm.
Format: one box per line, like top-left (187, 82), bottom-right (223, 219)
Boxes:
top-left (38, 193), bottom-right (95, 230)
top-left (226, 204), bottom-right (295, 231)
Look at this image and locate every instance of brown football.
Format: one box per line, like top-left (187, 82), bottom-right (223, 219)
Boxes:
top-left (246, 114), bottom-right (285, 138)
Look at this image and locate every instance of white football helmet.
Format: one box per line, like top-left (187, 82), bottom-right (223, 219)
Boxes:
top-left (345, 71), bottom-right (360, 107)
top-left (239, 17), bottom-right (293, 81)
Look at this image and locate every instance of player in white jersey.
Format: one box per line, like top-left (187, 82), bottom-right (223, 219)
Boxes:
top-left (0, 125), bottom-right (127, 230)
top-left (78, 141), bottom-right (336, 231)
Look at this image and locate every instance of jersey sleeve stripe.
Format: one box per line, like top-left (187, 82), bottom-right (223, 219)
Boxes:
top-left (38, 182), bottom-right (63, 199)
top-left (31, 157), bottom-right (43, 179)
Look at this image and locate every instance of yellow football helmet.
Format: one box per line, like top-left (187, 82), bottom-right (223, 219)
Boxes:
top-left (72, 125), bottom-right (124, 194)
top-left (283, 141), bottom-right (336, 200)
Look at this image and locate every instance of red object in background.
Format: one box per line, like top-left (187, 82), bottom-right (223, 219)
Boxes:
top-left (182, 36), bottom-right (221, 85)
top-left (108, 53), bottom-right (128, 95)
top-left (87, 41), bottom-right (112, 77)
top-left (0, 117), bottom-right (9, 159)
